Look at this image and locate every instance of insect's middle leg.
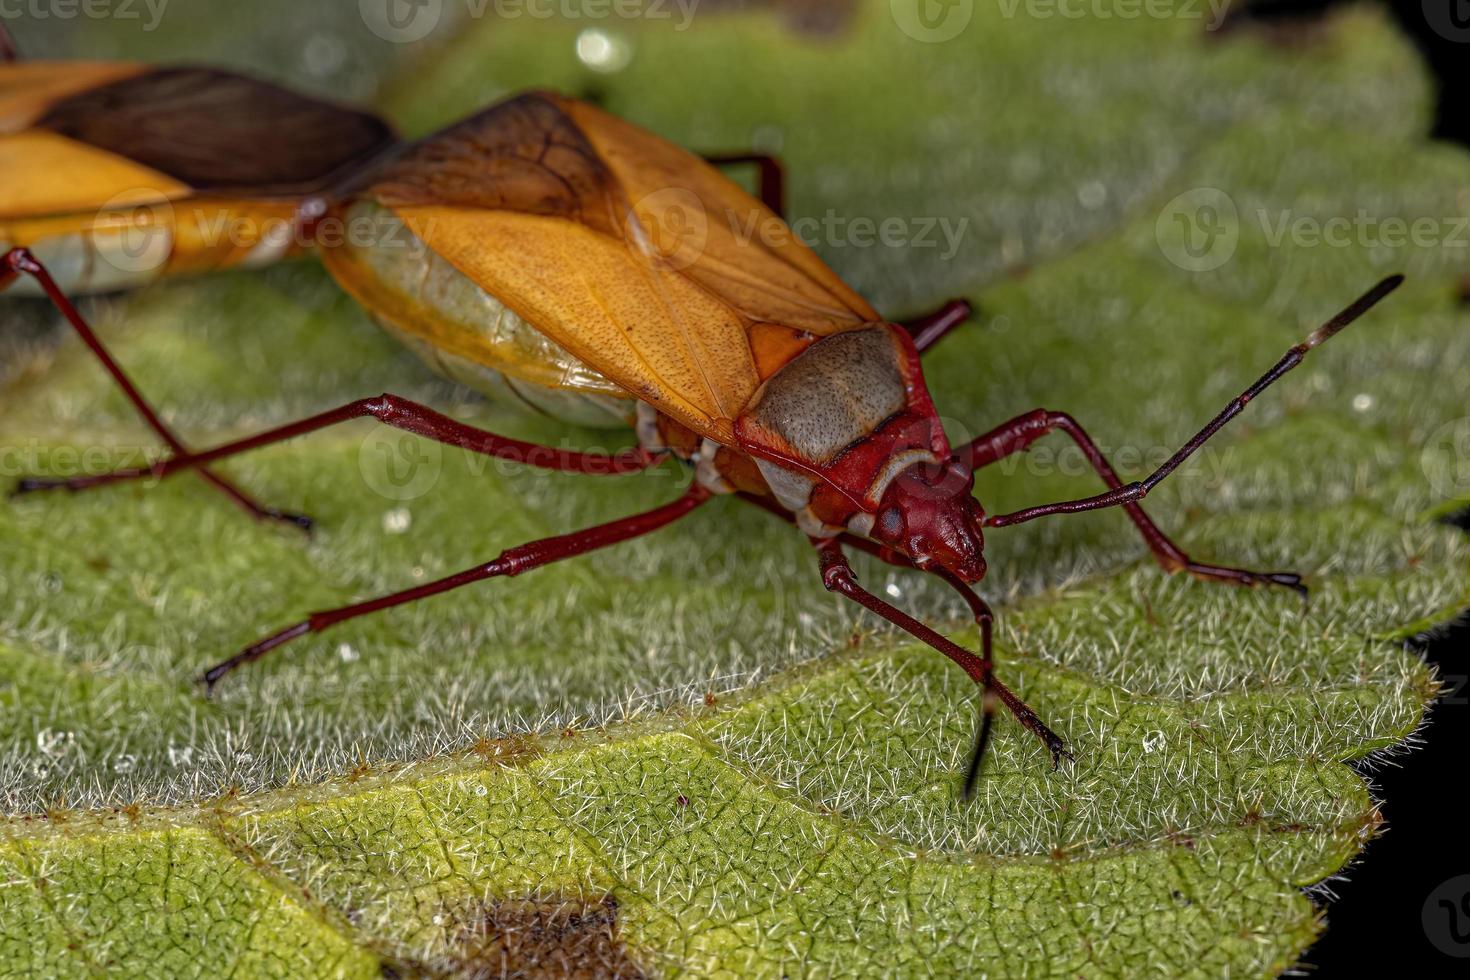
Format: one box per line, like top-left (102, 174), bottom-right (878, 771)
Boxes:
top-left (901, 299), bottom-right (972, 353)
top-left (203, 483), bottom-right (711, 688)
top-left (965, 408), bottom-right (1305, 593)
top-left (2, 248), bottom-right (314, 531)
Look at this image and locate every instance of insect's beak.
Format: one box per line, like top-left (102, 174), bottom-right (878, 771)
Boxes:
top-left (875, 463), bottom-right (987, 582)
top-left (934, 499), bottom-right (987, 583)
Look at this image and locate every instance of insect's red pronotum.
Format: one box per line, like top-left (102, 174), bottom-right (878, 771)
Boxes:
top-left (0, 35), bottom-right (1403, 796)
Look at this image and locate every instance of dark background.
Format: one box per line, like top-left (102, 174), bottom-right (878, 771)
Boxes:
top-left (1231, 2), bottom-right (1470, 974)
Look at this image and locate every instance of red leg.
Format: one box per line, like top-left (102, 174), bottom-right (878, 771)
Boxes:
top-left (2, 248), bottom-right (314, 531)
top-left (704, 153), bottom-right (785, 218)
top-left (901, 299), bottom-right (972, 353)
top-left (812, 537), bottom-right (1070, 785)
top-left (825, 529), bottom-right (1071, 788)
top-left (203, 483), bottom-right (710, 688)
top-left (965, 408), bottom-right (1306, 594)
top-left (14, 393), bottom-right (664, 498)
top-left (973, 276), bottom-right (1402, 536)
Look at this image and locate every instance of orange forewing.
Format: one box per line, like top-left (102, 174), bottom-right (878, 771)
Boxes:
top-left (0, 130), bottom-right (189, 219)
top-left (363, 91), bottom-right (880, 444)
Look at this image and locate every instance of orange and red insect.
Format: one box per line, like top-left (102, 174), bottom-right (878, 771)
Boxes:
top-left (0, 35), bottom-right (1403, 796)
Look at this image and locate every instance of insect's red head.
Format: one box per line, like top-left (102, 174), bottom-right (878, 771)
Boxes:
top-left (870, 458), bottom-right (987, 582)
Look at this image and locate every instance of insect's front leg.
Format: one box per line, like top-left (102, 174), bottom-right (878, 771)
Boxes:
top-left (810, 536), bottom-right (1070, 794)
top-left (964, 408), bottom-right (1306, 595)
top-left (963, 276), bottom-right (1405, 595)
top-left (2, 248), bottom-right (315, 532)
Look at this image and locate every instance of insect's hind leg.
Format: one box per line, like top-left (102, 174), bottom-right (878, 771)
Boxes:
top-left (2, 248), bottom-right (315, 531)
top-left (203, 483), bottom-right (711, 688)
top-left (703, 153), bottom-right (785, 218)
top-left (13, 393), bottom-right (665, 501)
top-left (965, 408), bottom-right (1305, 594)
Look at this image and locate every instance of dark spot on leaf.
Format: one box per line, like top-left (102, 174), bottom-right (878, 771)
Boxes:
top-left (1211, 0), bottom-right (1342, 46)
top-left (386, 895), bottom-right (646, 979)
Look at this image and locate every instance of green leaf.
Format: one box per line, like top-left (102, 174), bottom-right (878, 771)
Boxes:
top-left (2, 2), bottom-right (1467, 975)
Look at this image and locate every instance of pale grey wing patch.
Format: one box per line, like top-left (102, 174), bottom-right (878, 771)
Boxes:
top-left (745, 327), bottom-right (907, 464)
top-left (375, 317), bottom-right (633, 428)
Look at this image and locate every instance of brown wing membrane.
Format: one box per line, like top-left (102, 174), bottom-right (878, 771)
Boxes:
top-left (34, 66), bottom-right (395, 197)
top-left (362, 91), bottom-right (879, 443)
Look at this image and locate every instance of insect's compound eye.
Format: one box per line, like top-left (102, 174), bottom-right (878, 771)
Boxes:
top-left (877, 507), bottom-right (903, 539)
